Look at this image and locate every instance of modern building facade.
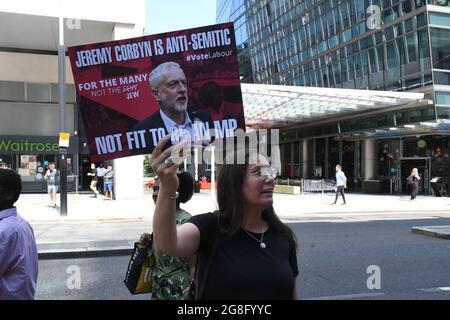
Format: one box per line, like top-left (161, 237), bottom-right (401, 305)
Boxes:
top-left (0, 0), bottom-right (146, 198)
top-left (218, 0), bottom-right (450, 195)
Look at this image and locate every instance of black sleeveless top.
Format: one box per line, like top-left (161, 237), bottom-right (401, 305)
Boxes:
top-left (188, 213), bottom-right (298, 300)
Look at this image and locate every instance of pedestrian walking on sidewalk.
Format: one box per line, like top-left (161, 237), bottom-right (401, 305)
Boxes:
top-left (139, 171), bottom-right (195, 300)
top-left (408, 168), bottom-right (420, 200)
top-left (44, 162), bottom-right (59, 208)
top-left (0, 169), bottom-right (38, 300)
top-left (332, 164), bottom-right (347, 205)
top-left (87, 163), bottom-right (99, 198)
top-left (151, 136), bottom-right (298, 300)
top-left (96, 163), bottom-right (106, 195)
top-left (103, 165), bottom-right (114, 200)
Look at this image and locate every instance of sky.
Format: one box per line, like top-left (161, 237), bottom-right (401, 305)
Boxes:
top-left (146, 0), bottom-right (217, 35)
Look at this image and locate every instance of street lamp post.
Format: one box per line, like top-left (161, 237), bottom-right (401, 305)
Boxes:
top-left (58, 15), bottom-right (67, 216)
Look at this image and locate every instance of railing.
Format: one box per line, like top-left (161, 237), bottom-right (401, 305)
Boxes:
top-left (301, 179), bottom-right (336, 194)
top-left (275, 178), bottom-right (336, 194)
top-left (67, 175), bottom-right (79, 194)
top-left (275, 178), bottom-right (301, 186)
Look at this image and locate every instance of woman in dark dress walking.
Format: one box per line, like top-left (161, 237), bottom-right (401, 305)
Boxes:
top-left (408, 168), bottom-right (420, 200)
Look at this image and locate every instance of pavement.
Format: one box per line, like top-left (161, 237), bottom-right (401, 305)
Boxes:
top-left (15, 189), bottom-right (450, 258)
top-left (411, 225), bottom-right (450, 239)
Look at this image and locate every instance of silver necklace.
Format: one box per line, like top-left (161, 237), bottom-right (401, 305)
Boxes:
top-left (244, 228), bottom-right (267, 249)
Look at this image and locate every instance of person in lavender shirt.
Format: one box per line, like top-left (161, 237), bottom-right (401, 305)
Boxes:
top-left (0, 169), bottom-right (38, 300)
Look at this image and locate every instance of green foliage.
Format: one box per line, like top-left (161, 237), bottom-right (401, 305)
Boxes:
top-left (143, 154), bottom-right (154, 177)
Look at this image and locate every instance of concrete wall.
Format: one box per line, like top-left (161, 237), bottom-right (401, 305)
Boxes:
top-left (0, 52), bottom-right (74, 83)
top-left (0, 0), bottom-right (146, 27)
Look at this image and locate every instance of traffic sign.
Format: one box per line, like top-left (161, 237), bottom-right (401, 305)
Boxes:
top-left (59, 132), bottom-right (70, 148)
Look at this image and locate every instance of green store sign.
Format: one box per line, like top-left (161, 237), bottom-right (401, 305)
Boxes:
top-left (0, 136), bottom-right (78, 154)
top-left (0, 139), bottom-right (59, 152)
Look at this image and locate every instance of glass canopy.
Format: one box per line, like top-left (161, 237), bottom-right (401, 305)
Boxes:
top-left (241, 83), bottom-right (426, 128)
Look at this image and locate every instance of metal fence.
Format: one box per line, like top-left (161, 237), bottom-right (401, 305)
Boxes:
top-left (275, 178), bottom-right (336, 194)
top-left (67, 175), bottom-right (79, 193)
top-left (301, 179), bottom-right (336, 194)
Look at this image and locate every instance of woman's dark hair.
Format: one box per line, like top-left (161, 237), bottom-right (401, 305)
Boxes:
top-left (215, 150), bottom-right (297, 250)
top-left (177, 171), bottom-right (194, 204)
top-left (0, 169), bottom-right (22, 206)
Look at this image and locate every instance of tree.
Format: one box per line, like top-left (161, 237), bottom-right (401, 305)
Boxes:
top-left (143, 154), bottom-right (154, 177)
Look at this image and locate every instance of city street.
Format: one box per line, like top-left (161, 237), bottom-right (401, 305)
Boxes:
top-left (36, 217), bottom-right (450, 300)
top-left (296, 218), bottom-right (450, 300)
top-left (36, 256), bottom-right (151, 300)
top-left (4, 0), bottom-right (450, 305)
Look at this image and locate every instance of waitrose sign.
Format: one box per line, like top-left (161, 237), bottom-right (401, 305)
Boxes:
top-left (0, 139), bottom-right (59, 152)
top-left (0, 136), bottom-right (77, 154)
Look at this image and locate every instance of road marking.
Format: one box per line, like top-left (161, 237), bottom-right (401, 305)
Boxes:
top-left (282, 216), bottom-right (439, 223)
top-left (420, 287), bottom-right (450, 293)
top-left (304, 292), bottom-right (384, 300)
top-left (30, 218), bottom-right (148, 225)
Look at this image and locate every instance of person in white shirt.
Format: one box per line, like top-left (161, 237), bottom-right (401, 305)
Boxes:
top-left (332, 164), bottom-right (347, 205)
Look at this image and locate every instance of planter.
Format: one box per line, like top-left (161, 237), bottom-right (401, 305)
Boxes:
top-left (199, 181), bottom-right (217, 189)
top-left (274, 185), bottom-right (300, 195)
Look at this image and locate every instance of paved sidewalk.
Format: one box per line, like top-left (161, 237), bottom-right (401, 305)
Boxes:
top-left (15, 190), bottom-right (450, 258)
top-left (19, 190), bottom-right (450, 222)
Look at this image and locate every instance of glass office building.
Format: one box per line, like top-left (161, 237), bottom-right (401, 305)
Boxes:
top-left (217, 0), bottom-right (450, 195)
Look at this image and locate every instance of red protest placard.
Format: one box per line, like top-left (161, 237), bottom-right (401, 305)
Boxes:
top-left (68, 23), bottom-right (245, 162)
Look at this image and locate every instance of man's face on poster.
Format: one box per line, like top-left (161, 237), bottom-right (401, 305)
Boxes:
top-left (154, 67), bottom-right (188, 114)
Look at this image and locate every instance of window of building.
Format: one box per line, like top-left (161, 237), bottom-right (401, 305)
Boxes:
top-left (436, 91), bottom-right (450, 106)
top-left (418, 29), bottom-right (430, 60)
top-left (403, 137), bottom-right (427, 157)
top-left (348, 56), bottom-right (355, 81)
top-left (429, 11), bottom-right (450, 28)
top-left (435, 71), bottom-right (450, 85)
top-left (437, 107), bottom-right (450, 119)
top-left (340, 2), bottom-right (350, 29)
top-left (378, 140), bottom-right (400, 178)
top-left (369, 47), bottom-right (379, 73)
top-left (386, 40), bottom-right (400, 69)
top-left (315, 138), bottom-right (326, 178)
top-left (0, 155), bottom-right (13, 170)
top-left (398, 36), bottom-right (407, 65)
top-left (417, 12), bottom-right (427, 28)
top-left (384, 26), bottom-right (396, 41)
top-left (0, 81), bottom-right (25, 101)
top-left (342, 141), bottom-right (355, 184)
top-left (377, 45), bottom-right (386, 70)
top-left (328, 138), bottom-right (340, 179)
top-left (383, 7), bottom-right (397, 24)
top-left (406, 33), bottom-right (418, 63)
top-left (403, 17), bottom-right (414, 34)
top-left (402, 0), bottom-right (412, 14)
top-left (431, 28), bottom-right (450, 70)
top-left (430, 137), bottom-right (449, 178)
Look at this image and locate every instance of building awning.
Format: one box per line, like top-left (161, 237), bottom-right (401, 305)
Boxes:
top-left (362, 119), bottom-right (450, 139)
top-left (241, 83), bottom-right (428, 128)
